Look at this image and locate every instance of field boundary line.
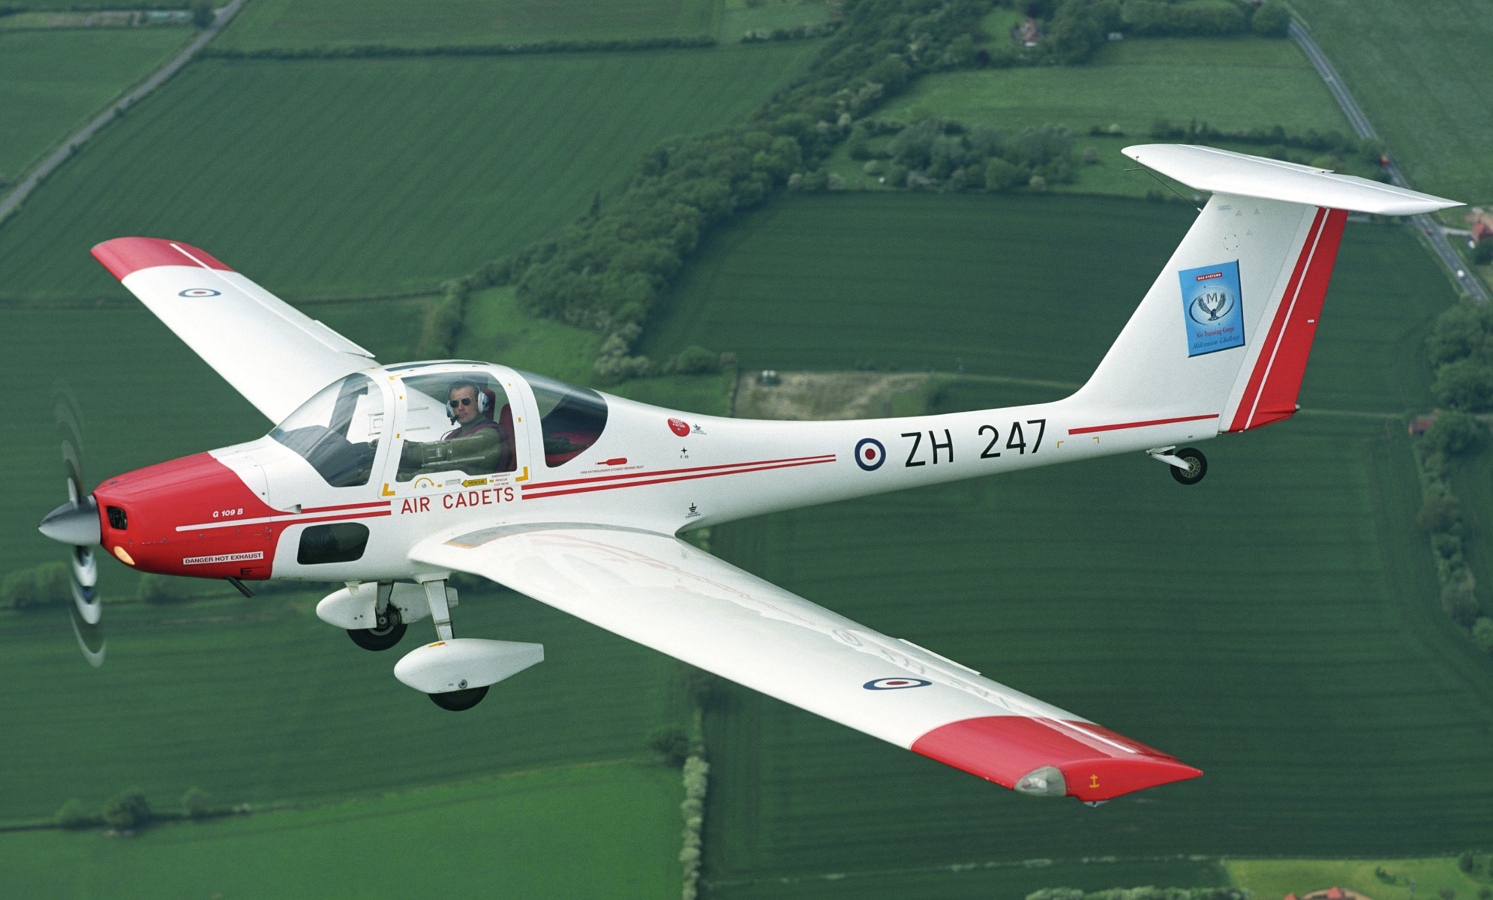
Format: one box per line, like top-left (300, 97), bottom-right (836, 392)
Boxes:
top-left (706, 853), bottom-right (1221, 890)
top-left (0, 0), bottom-right (248, 229)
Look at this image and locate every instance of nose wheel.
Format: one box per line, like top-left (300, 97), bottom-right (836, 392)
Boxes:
top-left (430, 685), bottom-right (488, 711)
top-left (347, 605), bottom-right (406, 651)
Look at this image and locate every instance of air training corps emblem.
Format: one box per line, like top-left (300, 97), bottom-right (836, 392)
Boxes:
top-left (1179, 260), bottom-right (1245, 357)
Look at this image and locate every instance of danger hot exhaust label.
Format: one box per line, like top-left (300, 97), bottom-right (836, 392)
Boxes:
top-left (183, 551), bottom-right (264, 566)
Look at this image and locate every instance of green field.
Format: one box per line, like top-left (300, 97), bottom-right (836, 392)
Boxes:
top-left (0, 762), bottom-right (682, 899)
top-left (1291, 0), bottom-right (1493, 204)
top-left (1228, 858), bottom-right (1491, 900)
top-left (217, 0), bottom-right (720, 50)
top-left (0, 28), bottom-right (188, 184)
top-left (0, 42), bottom-right (819, 304)
top-left (878, 36), bottom-right (1353, 139)
top-left (627, 193), bottom-right (1493, 896)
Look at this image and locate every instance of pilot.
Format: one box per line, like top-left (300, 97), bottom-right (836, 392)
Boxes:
top-left (399, 381), bottom-right (507, 476)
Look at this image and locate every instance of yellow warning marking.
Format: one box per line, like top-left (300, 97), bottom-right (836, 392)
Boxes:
top-left (462, 478), bottom-right (488, 487)
top-left (414, 477), bottom-right (436, 489)
top-left (514, 466), bottom-right (530, 483)
top-left (1055, 440), bottom-right (1064, 449)
top-left (113, 546), bottom-right (135, 566)
top-left (1090, 774), bottom-right (1100, 788)
top-left (1091, 436), bottom-right (1100, 443)
top-left (381, 483), bottom-right (396, 497)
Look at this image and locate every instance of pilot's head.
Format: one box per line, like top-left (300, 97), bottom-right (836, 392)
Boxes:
top-left (448, 382), bottom-right (482, 426)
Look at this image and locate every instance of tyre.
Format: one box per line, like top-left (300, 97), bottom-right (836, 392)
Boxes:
top-left (1170, 447), bottom-right (1207, 485)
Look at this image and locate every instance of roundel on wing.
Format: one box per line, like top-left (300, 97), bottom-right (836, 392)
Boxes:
top-left (864, 677), bottom-right (931, 690)
top-left (178, 288), bottom-right (221, 297)
top-left (668, 418), bottom-right (690, 437)
top-left (855, 438), bottom-right (886, 471)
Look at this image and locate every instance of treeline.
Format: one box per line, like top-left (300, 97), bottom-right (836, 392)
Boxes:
top-left (1027, 887), bottom-right (1254, 900)
top-left (55, 786), bottom-right (233, 832)
top-left (740, 21), bottom-right (842, 43)
top-left (1416, 302), bottom-right (1493, 653)
top-left (1021, 0), bottom-right (1289, 66)
top-left (199, 35), bottom-right (718, 61)
top-left (1149, 118), bottom-right (1387, 170)
top-left (458, 0), bottom-right (996, 376)
top-left (856, 119), bottom-right (1080, 191)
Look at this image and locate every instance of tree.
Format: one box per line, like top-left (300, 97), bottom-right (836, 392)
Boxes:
top-left (183, 786), bottom-right (212, 819)
top-left (191, 2), bottom-right (214, 28)
top-left (1433, 358), bottom-right (1493, 411)
top-left (1423, 411), bottom-right (1486, 457)
top-left (102, 789), bottom-right (151, 830)
top-left (1475, 241), bottom-right (1493, 266)
top-left (674, 345), bottom-right (720, 375)
top-left (984, 157), bottom-right (1024, 192)
top-left (1419, 492), bottom-right (1463, 535)
top-left (1252, 3), bottom-right (1290, 36)
top-left (647, 725), bottom-right (690, 767)
top-left (55, 799), bottom-right (97, 829)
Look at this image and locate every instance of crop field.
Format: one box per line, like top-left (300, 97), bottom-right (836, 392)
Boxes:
top-left (878, 36), bottom-right (1353, 140)
top-left (0, 583), bottom-right (685, 822)
top-left (1291, 0), bottom-right (1493, 204)
top-left (1227, 857), bottom-right (1491, 900)
top-left (0, 28), bottom-right (189, 183)
top-left (630, 193), bottom-right (1493, 896)
top-left (0, 42), bottom-right (820, 304)
top-left (0, 762), bottom-right (682, 899)
top-left (217, 0), bottom-right (720, 50)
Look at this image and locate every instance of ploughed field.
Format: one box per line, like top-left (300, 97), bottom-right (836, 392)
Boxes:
top-left (637, 193), bottom-right (1493, 897)
top-left (0, 42), bottom-right (819, 304)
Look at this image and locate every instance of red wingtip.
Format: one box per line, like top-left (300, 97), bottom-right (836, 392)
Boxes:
top-left (911, 715), bottom-right (1201, 801)
top-left (91, 237), bottom-right (233, 281)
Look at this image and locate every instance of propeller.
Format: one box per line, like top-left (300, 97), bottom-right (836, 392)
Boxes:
top-left (38, 381), bottom-right (106, 667)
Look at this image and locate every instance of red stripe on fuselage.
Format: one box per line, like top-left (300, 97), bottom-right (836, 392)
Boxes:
top-left (1067, 414), bottom-right (1218, 436)
top-left (92, 237), bottom-right (234, 281)
top-left (1227, 208), bottom-right (1347, 432)
top-left (523, 456), bottom-right (837, 500)
top-left (910, 715), bottom-right (1202, 802)
top-left (523, 454), bottom-right (837, 492)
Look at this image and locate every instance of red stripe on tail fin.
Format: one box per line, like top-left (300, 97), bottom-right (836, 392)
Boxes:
top-left (91, 237), bottom-right (234, 281)
top-left (1227, 208), bottom-right (1347, 432)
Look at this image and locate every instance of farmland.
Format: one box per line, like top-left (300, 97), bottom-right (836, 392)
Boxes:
top-left (878, 36), bottom-right (1353, 141)
top-left (0, 762), bottom-right (682, 899)
top-left (0, 28), bottom-right (189, 183)
top-left (0, 42), bottom-right (820, 304)
top-left (218, 0), bottom-right (722, 51)
top-left (1290, 0), bottom-right (1493, 204)
top-left (630, 193), bottom-right (1493, 896)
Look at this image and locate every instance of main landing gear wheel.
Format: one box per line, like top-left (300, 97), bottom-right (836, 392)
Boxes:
top-left (1170, 447), bottom-right (1207, 485)
top-left (347, 606), bottom-right (407, 651)
top-left (429, 685), bottom-right (488, 711)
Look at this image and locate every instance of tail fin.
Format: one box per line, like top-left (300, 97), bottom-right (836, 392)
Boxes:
top-left (1070, 145), bottom-right (1458, 434)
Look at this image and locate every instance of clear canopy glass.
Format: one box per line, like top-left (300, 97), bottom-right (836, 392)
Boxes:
top-left (270, 373), bottom-right (384, 487)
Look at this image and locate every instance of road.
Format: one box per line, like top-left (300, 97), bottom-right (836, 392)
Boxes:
top-left (1289, 20), bottom-right (1489, 304)
top-left (0, 0), bottom-right (248, 227)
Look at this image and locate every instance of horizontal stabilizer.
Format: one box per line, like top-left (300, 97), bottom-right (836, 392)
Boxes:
top-left (1124, 144), bottom-right (1460, 215)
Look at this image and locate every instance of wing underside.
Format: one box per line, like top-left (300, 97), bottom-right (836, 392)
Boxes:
top-left (92, 237), bottom-right (376, 424)
top-left (412, 524), bottom-right (1200, 802)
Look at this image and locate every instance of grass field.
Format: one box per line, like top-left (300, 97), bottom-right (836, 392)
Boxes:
top-left (0, 583), bottom-right (686, 822)
top-left (0, 42), bottom-right (820, 304)
top-left (1290, 0), bottom-right (1493, 204)
top-left (0, 762), bottom-right (682, 899)
top-left (0, 28), bottom-right (189, 184)
top-left (627, 193), bottom-right (1493, 896)
top-left (217, 0), bottom-right (721, 50)
top-left (878, 36), bottom-right (1353, 139)
top-left (1227, 858), bottom-right (1491, 900)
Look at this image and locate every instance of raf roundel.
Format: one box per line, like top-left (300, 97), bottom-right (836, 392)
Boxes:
top-left (668, 418), bottom-right (690, 437)
top-left (178, 288), bottom-right (221, 297)
top-left (854, 438), bottom-right (886, 471)
top-left (864, 677), bottom-right (931, 690)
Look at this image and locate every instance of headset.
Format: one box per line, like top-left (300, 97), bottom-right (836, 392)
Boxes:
top-left (446, 381), bottom-right (494, 423)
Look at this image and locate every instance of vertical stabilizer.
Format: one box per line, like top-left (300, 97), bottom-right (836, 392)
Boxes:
top-left (1068, 146), bottom-right (1458, 435)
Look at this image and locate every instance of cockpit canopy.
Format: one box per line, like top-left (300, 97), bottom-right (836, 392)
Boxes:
top-left (269, 365), bottom-right (611, 489)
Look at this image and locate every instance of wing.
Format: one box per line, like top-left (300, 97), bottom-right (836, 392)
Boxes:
top-left (92, 237), bottom-right (376, 424)
top-left (412, 524), bottom-right (1201, 802)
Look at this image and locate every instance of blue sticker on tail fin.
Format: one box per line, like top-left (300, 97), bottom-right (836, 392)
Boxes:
top-left (1180, 261), bottom-right (1245, 357)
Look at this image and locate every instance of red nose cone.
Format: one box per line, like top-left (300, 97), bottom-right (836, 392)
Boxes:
top-left (93, 453), bottom-right (280, 579)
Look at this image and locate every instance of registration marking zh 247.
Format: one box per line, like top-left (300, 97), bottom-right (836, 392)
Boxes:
top-left (896, 419), bottom-right (1046, 467)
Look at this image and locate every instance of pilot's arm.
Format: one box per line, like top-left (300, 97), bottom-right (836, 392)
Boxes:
top-left (400, 426), bottom-right (505, 475)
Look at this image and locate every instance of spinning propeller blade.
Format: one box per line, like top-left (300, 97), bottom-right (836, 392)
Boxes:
top-left (41, 382), bottom-right (106, 667)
